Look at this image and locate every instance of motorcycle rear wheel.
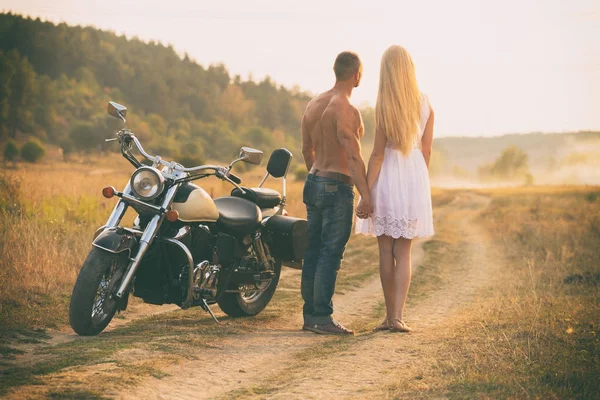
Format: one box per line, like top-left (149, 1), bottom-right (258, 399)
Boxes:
top-left (69, 248), bottom-right (127, 336)
top-left (217, 261), bottom-right (281, 317)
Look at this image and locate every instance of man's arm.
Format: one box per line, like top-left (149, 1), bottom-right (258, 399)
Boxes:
top-left (335, 104), bottom-right (373, 216)
top-left (301, 113), bottom-right (314, 171)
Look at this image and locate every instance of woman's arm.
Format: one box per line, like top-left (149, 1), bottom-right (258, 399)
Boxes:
top-left (356, 125), bottom-right (386, 218)
top-left (366, 126), bottom-right (387, 189)
top-left (420, 105), bottom-right (435, 168)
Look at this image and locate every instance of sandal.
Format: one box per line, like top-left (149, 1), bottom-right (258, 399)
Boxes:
top-left (373, 319), bottom-right (391, 332)
top-left (389, 318), bottom-right (412, 333)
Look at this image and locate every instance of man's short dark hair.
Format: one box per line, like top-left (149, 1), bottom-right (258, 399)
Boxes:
top-left (333, 51), bottom-right (361, 81)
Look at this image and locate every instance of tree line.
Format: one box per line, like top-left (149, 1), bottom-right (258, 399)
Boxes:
top-left (0, 12), bottom-right (340, 165)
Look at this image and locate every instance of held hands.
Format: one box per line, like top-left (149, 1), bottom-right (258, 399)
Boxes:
top-left (356, 197), bottom-right (374, 219)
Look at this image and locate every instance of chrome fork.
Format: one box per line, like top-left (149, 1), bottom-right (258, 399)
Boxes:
top-left (114, 184), bottom-right (179, 298)
top-left (105, 182), bottom-right (131, 228)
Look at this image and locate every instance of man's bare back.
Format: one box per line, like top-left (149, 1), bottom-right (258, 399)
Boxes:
top-left (301, 90), bottom-right (364, 176)
top-left (298, 51), bottom-right (373, 336)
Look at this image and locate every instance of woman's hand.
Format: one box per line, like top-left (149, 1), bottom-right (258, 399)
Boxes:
top-left (356, 197), bottom-right (374, 219)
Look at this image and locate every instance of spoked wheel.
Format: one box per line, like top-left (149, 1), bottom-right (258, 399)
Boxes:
top-left (69, 248), bottom-right (127, 336)
top-left (217, 260), bottom-right (281, 317)
top-left (240, 278), bottom-right (273, 303)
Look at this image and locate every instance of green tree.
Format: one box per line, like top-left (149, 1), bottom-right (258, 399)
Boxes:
top-left (0, 50), bottom-right (15, 138)
top-left (245, 126), bottom-right (272, 148)
top-left (177, 140), bottom-right (205, 168)
top-left (3, 139), bottom-right (19, 161)
top-left (479, 145), bottom-right (530, 181)
top-left (6, 50), bottom-right (37, 138)
top-left (20, 138), bottom-right (45, 162)
top-left (218, 85), bottom-right (254, 126)
top-left (69, 118), bottom-right (109, 152)
top-left (35, 75), bottom-right (58, 139)
top-left (491, 145), bottom-right (529, 177)
top-left (0, 13), bottom-right (312, 160)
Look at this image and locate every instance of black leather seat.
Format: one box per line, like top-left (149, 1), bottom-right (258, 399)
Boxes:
top-left (231, 187), bottom-right (282, 209)
top-left (214, 197), bottom-right (262, 237)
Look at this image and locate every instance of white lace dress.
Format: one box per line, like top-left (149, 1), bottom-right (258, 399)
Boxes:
top-left (355, 93), bottom-right (434, 239)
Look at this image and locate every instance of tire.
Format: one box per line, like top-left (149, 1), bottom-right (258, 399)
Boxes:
top-left (217, 260), bottom-right (281, 317)
top-left (69, 248), bottom-right (127, 336)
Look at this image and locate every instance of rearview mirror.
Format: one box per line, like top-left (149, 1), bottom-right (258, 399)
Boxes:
top-left (239, 147), bottom-right (263, 165)
top-left (107, 101), bottom-right (127, 122)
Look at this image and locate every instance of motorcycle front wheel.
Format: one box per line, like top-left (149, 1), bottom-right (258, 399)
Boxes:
top-left (69, 248), bottom-right (127, 336)
top-left (217, 260), bottom-right (281, 317)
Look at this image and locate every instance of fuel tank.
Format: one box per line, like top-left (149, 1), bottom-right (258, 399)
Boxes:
top-left (172, 183), bottom-right (219, 222)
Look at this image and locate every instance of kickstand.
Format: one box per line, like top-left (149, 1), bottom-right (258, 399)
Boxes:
top-left (201, 299), bottom-right (219, 323)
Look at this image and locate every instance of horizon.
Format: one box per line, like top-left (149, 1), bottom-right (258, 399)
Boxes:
top-left (2, 1), bottom-right (599, 138)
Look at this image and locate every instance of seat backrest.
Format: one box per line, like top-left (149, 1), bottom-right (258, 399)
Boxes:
top-left (266, 148), bottom-right (292, 178)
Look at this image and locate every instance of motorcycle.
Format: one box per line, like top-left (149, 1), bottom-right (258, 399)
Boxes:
top-left (69, 101), bottom-right (307, 336)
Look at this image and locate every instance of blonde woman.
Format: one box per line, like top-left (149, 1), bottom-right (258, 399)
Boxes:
top-left (355, 45), bottom-right (434, 333)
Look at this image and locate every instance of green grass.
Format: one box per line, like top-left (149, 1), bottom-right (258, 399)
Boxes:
top-left (46, 388), bottom-right (110, 399)
top-left (0, 345), bottom-right (25, 359)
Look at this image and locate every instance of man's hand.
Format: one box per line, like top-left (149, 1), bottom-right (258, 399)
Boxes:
top-left (356, 197), bottom-right (374, 219)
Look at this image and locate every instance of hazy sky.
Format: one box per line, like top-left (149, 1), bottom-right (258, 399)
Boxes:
top-left (2, 0), bottom-right (599, 137)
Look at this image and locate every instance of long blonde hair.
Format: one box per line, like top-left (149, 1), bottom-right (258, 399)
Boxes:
top-left (376, 45), bottom-right (421, 155)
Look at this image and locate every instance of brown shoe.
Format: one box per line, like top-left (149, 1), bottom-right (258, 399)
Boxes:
top-left (310, 321), bottom-right (354, 336)
top-left (389, 319), bottom-right (412, 333)
top-left (302, 324), bottom-right (320, 333)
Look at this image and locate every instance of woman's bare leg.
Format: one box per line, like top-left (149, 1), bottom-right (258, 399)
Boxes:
top-left (392, 237), bottom-right (412, 323)
top-left (377, 235), bottom-right (395, 325)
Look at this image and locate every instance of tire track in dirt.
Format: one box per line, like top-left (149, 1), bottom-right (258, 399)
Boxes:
top-left (3, 238), bottom-right (388, 400)
top-left (115, 243), bottom-right (428, 400)
top-left (3, 191), bottom-right (493, 399)
top-left (220, 192), bottom-right (500, 399)
top-left (115, 195), bottom-right (475, 400)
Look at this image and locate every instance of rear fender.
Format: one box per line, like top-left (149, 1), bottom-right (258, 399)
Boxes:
top-left (92, 227), bottom-right (141, 257)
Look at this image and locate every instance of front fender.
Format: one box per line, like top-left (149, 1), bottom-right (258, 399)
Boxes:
top-left (92, 227), bottom-right (141, 256)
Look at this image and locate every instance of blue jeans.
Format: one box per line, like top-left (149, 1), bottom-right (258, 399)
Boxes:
top-left (301, 173), bottom-right (355, 325)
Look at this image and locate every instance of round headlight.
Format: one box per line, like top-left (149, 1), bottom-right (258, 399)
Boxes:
top-left (130, 167), bottom-right (164, 200)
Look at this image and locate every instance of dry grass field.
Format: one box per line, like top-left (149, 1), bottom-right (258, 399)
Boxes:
top-left (0, 155), bottom-right (599, 399)
top-left (0, 154), bottom-right (306, 333)
top-left (382, 187), bottom-right (600, 399)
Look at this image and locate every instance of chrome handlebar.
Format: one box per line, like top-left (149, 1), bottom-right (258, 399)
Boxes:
top-left (114, 129), bottom-right (246, 193)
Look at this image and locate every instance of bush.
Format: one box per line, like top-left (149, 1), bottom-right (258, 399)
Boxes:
top-left (478, 145), bottom-right (530, 182)
top-left (0, 174), bottom-right (23, 215)
top-left (294, 164), bottom-right (308, 181)
top-left (20, 139), bottom-right (46, 163)
top-left (177, 141), bottom-right (205, 169)
top-left (3, 140), bottom-right (19, 162)
top-left (177, 155), bottom-right (205, 169)
top-left (69, 120), bottom-right (107, 152)
top-left (524, 172), bottom-right (534, 186)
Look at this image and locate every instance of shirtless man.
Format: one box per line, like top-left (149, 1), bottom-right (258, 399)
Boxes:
top-left (300, 51), bottom-right (374, 335)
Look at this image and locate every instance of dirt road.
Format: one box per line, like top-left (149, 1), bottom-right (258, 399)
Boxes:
top-left (3, 192), bottom-right (503, 399)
